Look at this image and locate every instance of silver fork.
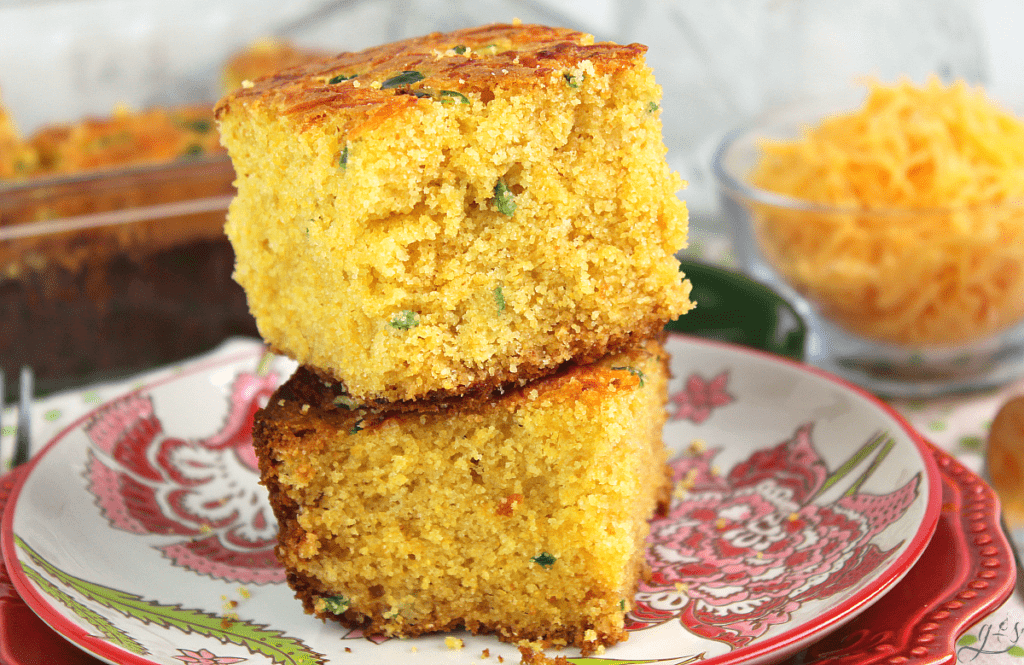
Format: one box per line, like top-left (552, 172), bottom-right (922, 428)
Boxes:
top-left (1, 366), bottom-right (34, 470)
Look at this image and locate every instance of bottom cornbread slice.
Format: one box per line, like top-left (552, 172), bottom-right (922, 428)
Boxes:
top-left (253, 338), bottom-right (671, 654)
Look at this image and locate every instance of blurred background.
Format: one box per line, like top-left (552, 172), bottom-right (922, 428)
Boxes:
top-left (0, 0), bottom-right (1019, 230)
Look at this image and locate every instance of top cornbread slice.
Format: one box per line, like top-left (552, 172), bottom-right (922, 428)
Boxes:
top-left (216, 23), bottom-right (693, 403)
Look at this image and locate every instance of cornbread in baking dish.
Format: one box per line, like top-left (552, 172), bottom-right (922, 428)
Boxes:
top-left (253, 338), bottom-right (672, 653)
top-left (221, 38), bottom-right (331, 94)
top-left (0, 88), bottom-right (35, 179)
top-left (28, 104), bottom-right (224, 175)
top-left (217, 22), bottom-right (692, 404)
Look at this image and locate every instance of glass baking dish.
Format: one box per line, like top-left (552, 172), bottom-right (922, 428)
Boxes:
top-left (0, 154), bottom-right (257, 400)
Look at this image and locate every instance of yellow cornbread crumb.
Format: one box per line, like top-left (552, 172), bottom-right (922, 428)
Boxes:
top-left (217, 23), bottom-right (691, 403)
top-left (254, 340), bottom-right (672, 653)
top-left (219, 595), bottom-right (240, 624)
top-left (445, 637), bottom-right (465, 650)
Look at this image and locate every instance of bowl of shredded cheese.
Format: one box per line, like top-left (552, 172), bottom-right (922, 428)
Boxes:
top-left (714, 77), bottom-right (1024, 397)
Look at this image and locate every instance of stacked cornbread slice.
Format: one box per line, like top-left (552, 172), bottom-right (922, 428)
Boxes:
top-left (254, 340), bottom-right (674, 652)
top-left (216, 23), bottom-right (692, 654)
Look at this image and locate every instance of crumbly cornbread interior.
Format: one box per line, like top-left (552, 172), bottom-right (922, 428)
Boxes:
top-left (218, 23), bottom-right (692, 403)
top-left (254, 338), bottom-right (671, 653)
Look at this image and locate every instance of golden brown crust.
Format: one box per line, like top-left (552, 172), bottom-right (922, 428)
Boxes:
top-left (216, 23), bottom-right (646, 138)
top-left (519, 646), bottom-right (571, 664)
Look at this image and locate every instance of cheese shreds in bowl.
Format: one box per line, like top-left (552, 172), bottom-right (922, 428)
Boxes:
top-left (740, 77), bottom-right (1024, 347)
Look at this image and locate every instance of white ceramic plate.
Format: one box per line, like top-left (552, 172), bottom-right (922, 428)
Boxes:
top-left (2, 335), bottom-right (941, 665)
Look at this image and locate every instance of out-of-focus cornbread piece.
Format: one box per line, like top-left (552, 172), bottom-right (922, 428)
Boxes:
top-left (217, 23), bottom-right (692, 403)
top-left (988, 395), bottom-right (1024, 527)
top-left (221, 38), bottom-right (331, 94)
top-left (0, 88), bottom-right (36, 179)
top-left (29, 104), bottom-right (224, 175)
top-left (253, 338), bottom-right (672, 653)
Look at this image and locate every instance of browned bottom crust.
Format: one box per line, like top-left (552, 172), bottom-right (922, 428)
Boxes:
top-left (301, 325), bottom-right (671, 412)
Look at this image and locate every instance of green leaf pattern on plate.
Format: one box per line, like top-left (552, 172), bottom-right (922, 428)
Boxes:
top-left (16, 535), bottom-right (325, 664)
top-left (20, 561), bottom-right (146, 654)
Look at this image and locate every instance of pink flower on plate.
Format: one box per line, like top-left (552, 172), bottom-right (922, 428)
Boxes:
top-left (669, 371), bottom-right (733, 424)
top-left (84, 370), bottom-right (285, 584)
top-left (173, 648), bottom-right (246, 664)
top-left (628, 424), bottom-right (920, 649)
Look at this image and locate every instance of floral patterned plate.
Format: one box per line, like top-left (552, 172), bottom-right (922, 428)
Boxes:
top-left (1, 335), bottom-right (942, 665)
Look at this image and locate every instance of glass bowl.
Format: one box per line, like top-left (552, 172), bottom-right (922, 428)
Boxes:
top-left (713, 97), bottom-right (1024, 398)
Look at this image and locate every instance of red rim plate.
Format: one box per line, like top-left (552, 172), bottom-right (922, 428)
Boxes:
top-left (0, 337), bottom-right (997, 664)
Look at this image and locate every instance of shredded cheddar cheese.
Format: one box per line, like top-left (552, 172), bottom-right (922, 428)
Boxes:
top-left (749, 77), bottom-right (1024, 346)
